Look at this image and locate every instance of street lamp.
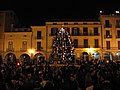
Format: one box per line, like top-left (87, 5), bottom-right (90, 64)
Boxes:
top-left (88, 48), bottom-right (94, 61)
top-left (28, 49), bottom-right (35, 60)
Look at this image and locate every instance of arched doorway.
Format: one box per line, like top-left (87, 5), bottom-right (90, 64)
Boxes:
top-left (103, 52), bottom-right (113, 61)
top-left (115, 52), bottom-right (120, 61)
top-left (5, 53), bottom-right (16, 64)
top-left (92, 52), bottom-right (101, 60)
top-left (19, 54), bottom-right (30, 65)
top-left (81, 52), bottom-right (89, 61)
top-left (33, 53), bottom-right (45, 65)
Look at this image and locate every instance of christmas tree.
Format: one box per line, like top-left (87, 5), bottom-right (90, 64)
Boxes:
top-left (49, 26), bottom-right (76, 64)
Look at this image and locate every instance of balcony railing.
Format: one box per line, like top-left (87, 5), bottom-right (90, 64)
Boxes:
top-left (35, 36), bottom-right (43, 39)
top-left (20, 48), bottom-right (27, 52)
top-left (102, 47), bottom-right (120, 50)
top-left (36, 47), bottom-right (43, 51)
top-left (49, 33), bottom-right (100, 36)
top-left (104, 35), bottom-right (112, 38)
top-left (93, 45), bottom-right (101, 48)
top-left (78, 45), bottom-right (90, 48)
top-left (71, 33), bottom-right (100, 36)
top-left (6, 48), bottom-right (14, 52)
top-left (116, 35), bottom-right (120, 38)
top-left (104, 24), bottom-right (112, 28)
top-left (116, 25), bottom-right (120, 28)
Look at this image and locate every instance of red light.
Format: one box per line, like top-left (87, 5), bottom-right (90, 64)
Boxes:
top-left (17, 62), bottom-right (20, 66)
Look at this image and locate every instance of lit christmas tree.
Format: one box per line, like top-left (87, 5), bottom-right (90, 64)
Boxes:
top-left (49, 26), bottom-right (76, 64)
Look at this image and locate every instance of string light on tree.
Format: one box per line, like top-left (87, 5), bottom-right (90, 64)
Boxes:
top-left (49, 25), bottom-right (76, 64)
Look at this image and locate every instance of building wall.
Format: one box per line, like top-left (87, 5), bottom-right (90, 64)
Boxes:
top-left (100, 15), bottom-right (120, 58)
top-left (31, 26), bottom-right (47, 59)
top-left (0, 11), bottom-right (20, 60)
top-left (4, 32), bottom-right (32, 60)
top-left (46, 21), bottom-right (102, 59)
top-left (1, 11), bottom-right (120, 61)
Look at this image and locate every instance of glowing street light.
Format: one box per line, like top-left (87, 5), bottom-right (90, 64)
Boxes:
top-left (28, 49), bottom-right (35, 60)
top-left (88, 48), bottom-right (94, 60)
top-left (29, 49), bottom-right (35, 54)
top-left (88, 48), bottom-right (94, 54)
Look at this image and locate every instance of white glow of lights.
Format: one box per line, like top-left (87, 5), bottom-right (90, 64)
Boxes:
top-left (100, 11), bottom-right (102, 13)
top-left (115, 11), bottom-right (120, 13)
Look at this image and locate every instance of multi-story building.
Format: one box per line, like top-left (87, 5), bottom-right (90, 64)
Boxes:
top-left (1, 10), bottom-right (120, 63)
top-left (0, 10), bottom-right (20, 63)
top-left (100, 14), bottom-right (120, 61)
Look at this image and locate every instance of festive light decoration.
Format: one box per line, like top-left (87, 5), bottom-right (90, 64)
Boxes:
top-left (50, 26), bottom-right (75, 64)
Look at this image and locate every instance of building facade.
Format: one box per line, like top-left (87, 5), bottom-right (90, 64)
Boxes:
top-left (1, 11), bottom-right (120, 63)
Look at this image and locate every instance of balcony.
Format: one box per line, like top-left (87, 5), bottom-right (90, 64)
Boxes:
top-left (116, 25), bottom-right (120, 28)
top-left (93, 45), bottom-right (101, 48)
top-left (71, 33), bottom-right (100, 36)
top-left (104, 35), bottom-right (112, 39)
top-left (103, 47), bottom-right (119, 50)
top-left (104, 24), bottom-right (112, 28)
top-left (20, 48), bottom-right (27, 52)
top-left (35, 36), bottom-right (43, 39)
top-left (6, 48), bottom-right (14, 52)
top-left (36, 47), bottom-right (43, 51)
top-left (78, 45), bottom-right (90, 48)
top-left (116, 35), bottom-right (120, 38)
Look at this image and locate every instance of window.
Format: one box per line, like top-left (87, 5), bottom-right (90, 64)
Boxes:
top-left (8, 41), bottom-right (13, 49)
top-left (37, 31), bottom-right (42, 39)
top-left (84, 39), bottom-right (88, 48)
top-left (51, 28), bottom-right (58, 36)
top-left (72, 27), bottom-right (79, 36)
top-left (73, 39), bottom-right (78, 48)
top-left (94, 27), bottom-right (98, 35)
top-left (83, 27), bottom-right (88, 35)
top-left (94, 39), bottom-right (99, 48)
top-left (22, 41), bottom-right (27, 50)
top-left (105, 20), bottom-right (110, 27)
top-left (117, 30), bottom-right (120, 38)
top-left (118, 41), bottom-right (120, 49)
top-left (106, 30), bottom-right (110, 36)
top-left (37, 42), bottom-right (41, 51)
top-left (116, 20), bottom-right (120, 27)
top-left (106, 41), bottom-right (110, 50)
top-left (64, 27), bottom-right (70, 34)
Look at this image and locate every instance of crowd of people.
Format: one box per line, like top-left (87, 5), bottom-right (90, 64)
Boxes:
top-left (0, 59), bottom-right (120, 90)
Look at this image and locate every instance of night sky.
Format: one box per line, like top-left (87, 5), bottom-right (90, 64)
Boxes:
top-left (0, 0), bottom-right (120, 27)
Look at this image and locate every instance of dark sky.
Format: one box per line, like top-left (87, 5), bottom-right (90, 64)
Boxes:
top-left (0, 0), bottom-right (120, 26)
